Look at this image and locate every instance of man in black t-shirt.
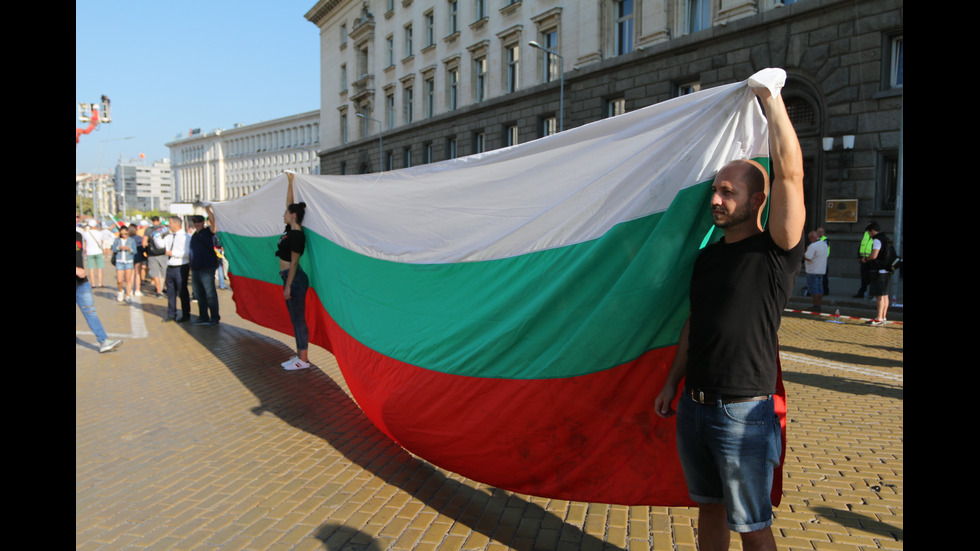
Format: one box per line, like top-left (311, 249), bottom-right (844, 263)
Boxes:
top-left (655, 73), bottom-right (806, 551)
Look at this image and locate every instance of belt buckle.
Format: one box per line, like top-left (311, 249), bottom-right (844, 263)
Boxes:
top-left (698, 390), bottom-right (705, 404)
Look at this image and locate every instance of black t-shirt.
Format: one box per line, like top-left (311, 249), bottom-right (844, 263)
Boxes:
top-left (275, 226), bottom-right (306, 262)
top-left (190, 227), bottom-right (218, 269)
top-left (685, 230), bottom-right (803, 396)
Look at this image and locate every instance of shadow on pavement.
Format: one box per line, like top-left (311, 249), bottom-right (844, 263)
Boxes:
top-left (779, 343), bottom-right (902, 371)
top-left (316, 523), bottom-right (385, 551)
top-left (173, 317), bottom-right (619, 551)
top-left (809, 506), bottom-right (903, 543)
top-left (781, 370), bottom-right (903, 401)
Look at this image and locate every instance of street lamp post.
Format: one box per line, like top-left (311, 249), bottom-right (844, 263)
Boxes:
top-left (529, 41), bottom-right (564, 132)
top-left (356, 113), bottom-right (383, 172)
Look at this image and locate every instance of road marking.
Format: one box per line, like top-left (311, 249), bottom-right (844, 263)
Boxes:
top-left (76, 294), bottom-right (148, 340)
top-left (780, 351), bottom-right (902, 384)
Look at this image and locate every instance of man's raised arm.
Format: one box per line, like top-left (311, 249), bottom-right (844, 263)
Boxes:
top-left (753, 78), bottom-right (805, 251)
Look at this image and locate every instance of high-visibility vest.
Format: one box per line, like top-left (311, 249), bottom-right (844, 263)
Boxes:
top-left (858, 231), bottom-right (872, 258)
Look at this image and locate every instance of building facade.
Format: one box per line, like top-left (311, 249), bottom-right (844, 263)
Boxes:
top-left (304, 0), bottom-right (903, 281)
top-left (166, 110), bottom-right (321, 203)
top-left (115, 158), bottom-right (174, 214)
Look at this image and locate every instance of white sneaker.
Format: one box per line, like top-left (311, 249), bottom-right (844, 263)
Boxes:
top-left (99, 339), bottom-right (122, 353)
top-left (283, 358), bottom-right (312, 371)
top-left (280, 356), bottom-right (299, 368)
top-left (134, 290), bottom-right (143, 297)
top-left (117, 291), bottom-right (124, 302)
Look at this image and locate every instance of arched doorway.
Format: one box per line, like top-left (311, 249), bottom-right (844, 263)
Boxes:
top-left (782, 77), bottom-right (825, 234)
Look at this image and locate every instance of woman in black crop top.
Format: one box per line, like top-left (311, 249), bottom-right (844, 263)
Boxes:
top-left (278, 172), bottom-right (312, 370)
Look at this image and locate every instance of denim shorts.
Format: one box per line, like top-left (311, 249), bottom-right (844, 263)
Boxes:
top-left (115, 259), bottom-right (134, 270)
top-left (676, 389), bottom-right (781, 532)
top-left (805, 273), bottom-right (824, 295)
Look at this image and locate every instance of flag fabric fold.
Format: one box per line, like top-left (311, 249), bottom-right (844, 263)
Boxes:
top-left (212, 78), bottom-right (785, 505)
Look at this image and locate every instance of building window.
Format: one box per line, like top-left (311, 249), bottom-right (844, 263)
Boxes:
top-left (340, 113), bottom-right (348, 144)
top-left (615, 0), bottom-right (634, 55)
top-left (686, 0), bottom-right (710, 34)
top-left (542, 29), bottom-right (559, 82)
top-left (542, 116), bottom-right (557, 137)
top-left (677, 81), bottom-right (701, 96)
top-left (889, 35), bottom-right (903, 89)
top-left (340, 64), bottom-right (347, 92)
top-left (385, 150), bottom-right (394, 171)
top-left (404, 147), bottom-right (413, 168)
top-left (386, 36), bottom-right (395, 67)
top-left (474, 56), bottom-right (488, 102)
top-left (448, 1), bottom-right (458, 35)
top-left (425, 11), bottom-right (435, 47)
top-left (474, 131), bottom-right (486, 154)
top-left (424, 77), bottom-right (435, 118)
top-left (785, 97), bottom-right (816, 128)
top-left (506, 43), bottom-right (520, 93)
top-left (505, 124), bottom-right (519, 146)
top-left (340, 23), bottom-right (347, 47)
top-left (879, 152), bottom-right (899, 211)
top-left (424, 142), bottom-right (434, 163)
top-left (448, 137), bottom-right (458, 159)
top-left (475, 0), bottom-right (486, 21)
top-left (357, 46), bottom-right (369, 79)
top-left (447, 66), bottom-right (459, 110)
top-left (386, 93), bottom-right (395, 129)
top-left (405, 24), bottom-right (413, 57)
top-left (606, 98), bottom-right (626, 117)
top-left (404, 86), bottom-right (414, 123)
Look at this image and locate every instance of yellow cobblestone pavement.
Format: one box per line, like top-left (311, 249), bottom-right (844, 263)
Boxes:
top-left (77, 278), bottom-right (902, 551)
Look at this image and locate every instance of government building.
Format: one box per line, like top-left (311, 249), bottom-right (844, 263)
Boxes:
top-left (304, 0), bottom-right (903, 282)
top-left (166, 110), bottom-right (321, 203)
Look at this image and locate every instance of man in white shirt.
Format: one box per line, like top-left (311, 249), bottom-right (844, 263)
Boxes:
top-left (163, 216), bottom-right (192, 322)
top-left (82, 220), bottom-right (107, 288)
top-left (804, 230), bottom-right (829, 313)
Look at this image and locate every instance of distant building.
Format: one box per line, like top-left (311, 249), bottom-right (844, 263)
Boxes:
top-left (304, 0), bottom-right (903, 281)
top-left (165, 110), bottom-right (321, 202)
top-left (115, 158), bottom-right (174, 214)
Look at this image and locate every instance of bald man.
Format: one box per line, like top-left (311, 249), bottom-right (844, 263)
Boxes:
top-left (655, 80), bottom-right (805, 551)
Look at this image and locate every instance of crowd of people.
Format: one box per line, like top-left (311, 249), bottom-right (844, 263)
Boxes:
top-left (801, 220), bottom-right (899, 325)
top-left (75, 211), bottom-right (230, 352)
top-left (77, 214), bottom-right (228, 305)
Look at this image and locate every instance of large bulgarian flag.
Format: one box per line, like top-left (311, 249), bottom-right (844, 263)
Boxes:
top-left (211, 72), bottom-right (787, 506)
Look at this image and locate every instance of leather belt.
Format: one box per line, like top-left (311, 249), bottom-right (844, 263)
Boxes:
top-left (688, 388), bottom-right (770, 405)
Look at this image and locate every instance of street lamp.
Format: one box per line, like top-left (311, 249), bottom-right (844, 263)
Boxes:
top-left (356, 113), bottom-right (383, 172)
top-left (529, 41), bottom-right (564, 132)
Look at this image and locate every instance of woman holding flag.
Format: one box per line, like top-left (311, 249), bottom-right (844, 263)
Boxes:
top-left (277, 172), bottom-right (312, 371)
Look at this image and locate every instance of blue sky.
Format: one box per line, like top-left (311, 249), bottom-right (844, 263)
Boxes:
top-left (75, 0), bottom-right (321, 174)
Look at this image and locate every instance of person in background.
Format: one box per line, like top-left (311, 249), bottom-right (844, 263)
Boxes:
top-left (804, 230), bottom-right (829, 313)
top-left (853, 223), bottom-right (874, 298)
top-left (82, 220), bottom-right (107, 288)
top-left (189, 208), bottom-right (220, 326)
top-left (163, 216), bottom-right (192, 322)
top-left (145, 216), bottom-right (168, 298)
top-left (111, 225), bottom-right (137, 302)
top-left (77, 215), bottom-right (122, 353)
top-left (816, 227), bottom-right (830, 295)
top-left (130, 223), bottom-right (146, 297)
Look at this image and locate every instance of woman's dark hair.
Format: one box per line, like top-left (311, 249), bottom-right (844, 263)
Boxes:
top-left (288, 201), bottom-right (307, 224)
